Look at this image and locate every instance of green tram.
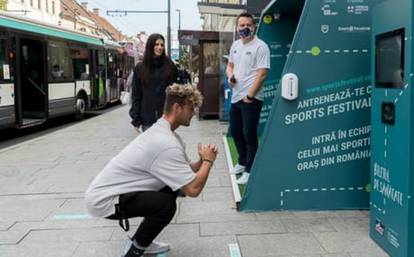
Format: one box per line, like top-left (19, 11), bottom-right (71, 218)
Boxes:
top-left (0, 14), bottom-right (134, 129)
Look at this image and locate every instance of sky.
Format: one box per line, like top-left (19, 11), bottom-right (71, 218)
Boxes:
top-left (79, 0), bottom-right (202, 38)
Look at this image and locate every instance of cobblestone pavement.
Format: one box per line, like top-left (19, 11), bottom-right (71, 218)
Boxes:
top-left (0, 105), bottom-right (389, 257)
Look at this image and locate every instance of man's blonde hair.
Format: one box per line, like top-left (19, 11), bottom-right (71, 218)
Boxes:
top-left (164, 83), bottom-right (203, 113)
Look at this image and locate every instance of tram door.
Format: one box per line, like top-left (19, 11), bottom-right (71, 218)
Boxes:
top-left (88, 49), bottom-right (106, 108)
top-left (95, 50), bottom-right (106, 107)
top-left (17, 38), bottom-right (47, 127)
top-left (107, 52), bottom-right (119, 103)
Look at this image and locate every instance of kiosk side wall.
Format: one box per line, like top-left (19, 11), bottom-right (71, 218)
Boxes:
top-left (370, 0), bottom-right (412, 256)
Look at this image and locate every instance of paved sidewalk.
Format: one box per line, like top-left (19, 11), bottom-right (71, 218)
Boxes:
top-left (0, 105), bottom-right (389, 257)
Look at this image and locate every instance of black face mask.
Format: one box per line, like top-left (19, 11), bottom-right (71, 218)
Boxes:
top-left (239, 27), bottom-right (252, 38)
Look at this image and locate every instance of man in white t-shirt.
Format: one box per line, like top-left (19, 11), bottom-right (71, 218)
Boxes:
top-left (85, 84), bottom-right (218, 257)
top-left (226, 12), bottom-right (270, 184)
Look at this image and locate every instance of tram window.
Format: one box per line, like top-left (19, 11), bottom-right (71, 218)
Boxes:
top-left (49, 41), bottom-right (74, 81)
top-left (0, 39), bottom-right (11, 81)
top-left (70, 49), bottom-right (89, 80)
top-left (375, 28), bottom-right (405, 88)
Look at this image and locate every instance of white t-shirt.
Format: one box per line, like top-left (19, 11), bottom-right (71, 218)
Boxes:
top-left (85, 118), bottom-right (196, 218)
top-left (229, 37), bottom-right (270, 103)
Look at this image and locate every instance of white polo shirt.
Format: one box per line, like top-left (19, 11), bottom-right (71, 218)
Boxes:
top-left (229, 37), bottom-right (270, 103)
top-left (85, 118), bottom-right (196, 218)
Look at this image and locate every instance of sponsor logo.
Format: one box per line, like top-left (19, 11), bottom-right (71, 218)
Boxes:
top-left (338, 26), bottom-right (371, 33)
top-left (321, 25), bottom-right (329, 34)
top-left (263, 14), bottom-right (273, 24)
top-left (321, 4), bottom-right (338, 16)
top-left (347, 5), bottom-right (369, 15)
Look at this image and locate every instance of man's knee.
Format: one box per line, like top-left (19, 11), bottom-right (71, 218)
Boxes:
top-left (161, 197), bottom-right (177, 220)
top-left (230, 126), bottom-right (243, 138)
top-left (243, 127), bottom-right (258, 142)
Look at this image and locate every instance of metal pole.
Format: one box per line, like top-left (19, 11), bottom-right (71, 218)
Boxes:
top-left (167, 0), bottom-right (171, 55)
top-left (177, 9), bottom-right (181, 31)
top-left (176, 9), bottom-right (181, 62)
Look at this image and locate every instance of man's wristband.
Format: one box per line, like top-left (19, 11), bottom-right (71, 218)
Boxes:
top-left (202, 158), bottom-right (214, 164)
top-left (246, 95), bottom-right (254, 101)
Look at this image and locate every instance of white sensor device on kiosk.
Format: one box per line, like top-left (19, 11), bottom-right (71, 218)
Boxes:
top-left (281, 73), bottom-right (299, 100)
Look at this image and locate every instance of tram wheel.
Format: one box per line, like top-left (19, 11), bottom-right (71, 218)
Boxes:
top-left (75, 97), bottom-right (86, 120)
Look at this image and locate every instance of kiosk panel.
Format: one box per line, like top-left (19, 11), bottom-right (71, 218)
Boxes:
top-left (375, 28), bottom-right (405, 88)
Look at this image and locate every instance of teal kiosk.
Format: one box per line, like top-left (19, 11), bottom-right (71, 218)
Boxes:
top-left (239, 0), bottom-right (376, 211)
top-left (370, 0), bottom-right (414, 256)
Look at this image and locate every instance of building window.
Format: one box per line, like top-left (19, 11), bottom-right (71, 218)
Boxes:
top-left (52, 1), bottom-right (55, 14)
top-left (30, 0), bottom-right (33, 6)
top-left (21, 0), bottom-right (24, 3)
top-left (46, 0), bottom-right (49, 13)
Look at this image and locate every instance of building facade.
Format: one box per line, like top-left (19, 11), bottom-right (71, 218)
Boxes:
top-left (0, 0), bottom-right (127, 43)
top-left (2, 0), bottom-right (61, 25)
top-left (60, 0), bottom-right (97, 35)
top-left (198, 0), bottom-right (246, 32)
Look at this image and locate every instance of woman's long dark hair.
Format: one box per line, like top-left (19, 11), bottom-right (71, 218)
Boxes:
top-left (141, 33), bottom-right (174, 85)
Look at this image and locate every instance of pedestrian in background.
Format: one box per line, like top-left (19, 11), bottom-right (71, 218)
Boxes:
top-left (85, 84), bottom-right (218, 257)
top-left (129, 33), bottom-right (178, 132)
top-left (226, 12), bottom-right (270, 184)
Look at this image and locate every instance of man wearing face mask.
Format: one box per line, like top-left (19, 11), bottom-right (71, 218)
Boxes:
top-left (226, 12), bottom-right (270, 184)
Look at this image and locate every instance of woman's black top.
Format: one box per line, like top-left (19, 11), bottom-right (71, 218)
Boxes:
top-left (129, 58), bottom-right (178, 127)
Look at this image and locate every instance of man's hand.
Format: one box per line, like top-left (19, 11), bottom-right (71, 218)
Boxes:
top-left (207, 144), bottom-right (218, 154)
top-left (228, 75), bottom-right (236, 87)
top-left (183, 143), bottom-right (218, 197)
top-left (242, 95), bottom-right (254, 104)
top-left (198, 143), bottom-right (218, 163)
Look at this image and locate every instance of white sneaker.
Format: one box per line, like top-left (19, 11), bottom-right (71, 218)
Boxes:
top-left (143, 241), bottom-right (170, 254)
top-left (230, 164), bottom-right (245, 175)
top-left (126, 240), bottom-right (170, 256)
top-left (236, 172), bottom-right (250, 184)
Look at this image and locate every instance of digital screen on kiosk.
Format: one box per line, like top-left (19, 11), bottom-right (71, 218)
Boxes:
top-left (375, 28), bottom-right (405, 88)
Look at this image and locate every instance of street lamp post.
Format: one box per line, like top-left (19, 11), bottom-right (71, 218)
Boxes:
top-left (176, 9), bottom-right (181, 31)
top-left (167, 0), bottom-right (171, 56)
top-left (176, 9), bottom-right (181, 62)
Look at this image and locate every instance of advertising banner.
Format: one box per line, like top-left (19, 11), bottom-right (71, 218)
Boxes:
top-left (241, 0), bottom-right (375, 211)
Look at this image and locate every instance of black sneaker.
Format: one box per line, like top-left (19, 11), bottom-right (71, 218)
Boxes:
top-left (123, 240), bottom-right (144, 257)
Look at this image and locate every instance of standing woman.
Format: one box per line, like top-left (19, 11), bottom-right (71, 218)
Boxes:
top-left (129, 34), bottom-right (178, 131)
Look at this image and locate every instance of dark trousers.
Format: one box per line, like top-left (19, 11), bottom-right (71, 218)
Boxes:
top-left (107, 187), bottom-right (178, 247)
top-left (230, 99), bottom-right (263, 173)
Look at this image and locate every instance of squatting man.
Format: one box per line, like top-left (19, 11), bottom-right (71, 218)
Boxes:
top-left (85, 84), bottom-right (218, 257)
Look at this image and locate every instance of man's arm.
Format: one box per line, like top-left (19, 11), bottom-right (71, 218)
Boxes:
top-left (247, 68), bottom-right (268, 98)
top-left (226, 62), bottom-right (236, 87)
top-left (129, 64), bottom-right (143, 128)
top-left (189, 159), bottom-right (202, 172)
top-left (182, 144), bottom-right (217, 197)
top-left (189, 143), bottom-right (217, 172)
top-left (182, 161), bottom-right (213, 197)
